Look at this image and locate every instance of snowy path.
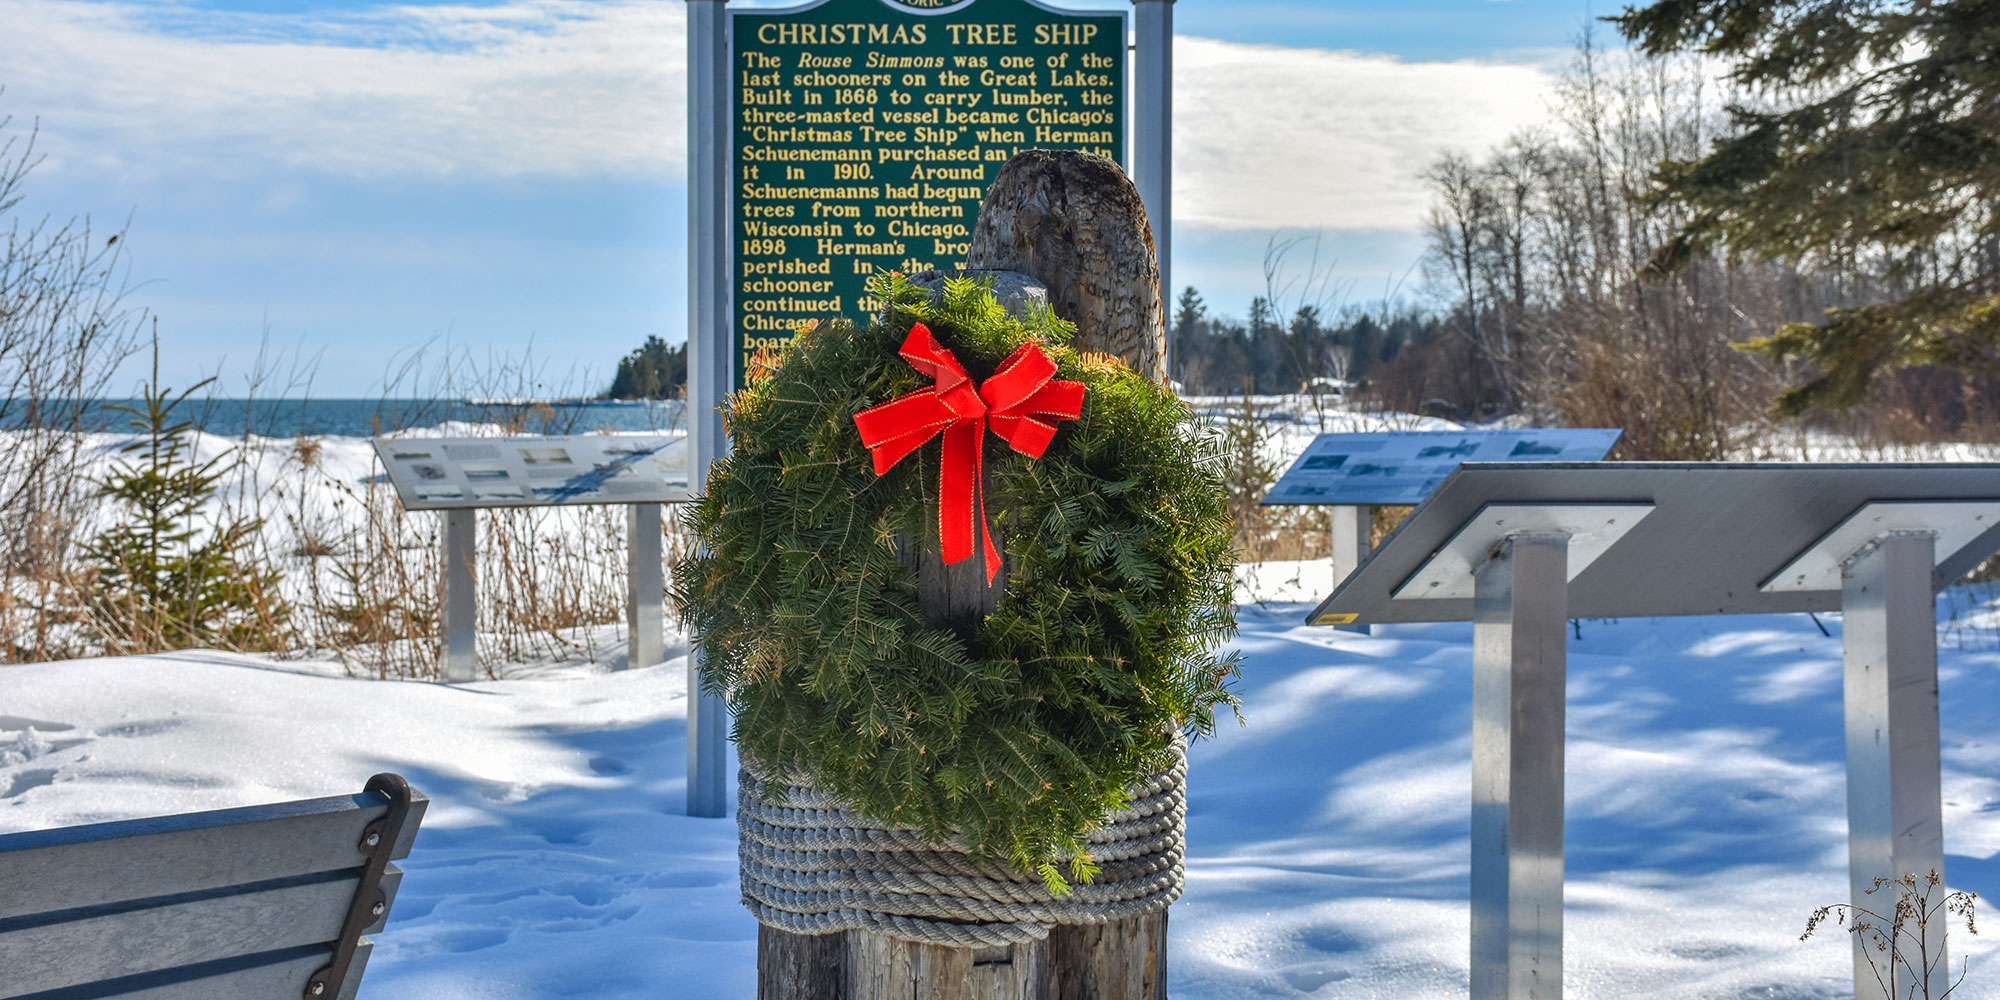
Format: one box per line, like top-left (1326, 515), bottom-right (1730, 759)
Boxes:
top-left (4, 590), bottom-right (1998, 998)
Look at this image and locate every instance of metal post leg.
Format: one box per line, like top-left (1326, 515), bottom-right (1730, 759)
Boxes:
top-left (688, 649), bottom-right (729, 817)
top-left (1133, 0), bottom-right (1172, 372)
top-left (440, 509), bottom-right (478, 683)
top-left (1330, 504), bottom-right (1371, 584)
top-left (685, 0), bottom-right (731, 819)
top-left (1471, 532), bottom-right (1568, 1000)
top-left (1331, 504), bottom-right (1372, 634)
top-left (626, 503), bottom-right (665, 670)
top-left (1841, 531), bottom-right (1946, 1000)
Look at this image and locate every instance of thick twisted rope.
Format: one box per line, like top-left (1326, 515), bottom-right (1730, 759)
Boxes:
top-left (737, 743), bottom-right (1187, 947)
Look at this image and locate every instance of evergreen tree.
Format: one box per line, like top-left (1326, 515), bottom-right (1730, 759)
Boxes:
top-left (607, 335), bottom-right (687, 400)
top-left (1289, 305), bottom-right (1332, 383)
top-left (1247, 297), bottom-right (1285, 393)
top-left (1615, 0), bottom-right (2000, 413)
top-left (1171, 286), bottom-right (1207, 386)
top-left (1212, 317), bottom-right (1253, 394)
top-left (85, 353), bottom-right (289, 653)
top-left (1347, 314), bottom-right (1383, 379)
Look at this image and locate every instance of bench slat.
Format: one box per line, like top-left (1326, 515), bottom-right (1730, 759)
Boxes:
top-left (0, 790), bottom-right (427, 921)
top-left (7, 939), bottom-right (372, 1000)
top-left (0, 868), bottom-right (402, 997)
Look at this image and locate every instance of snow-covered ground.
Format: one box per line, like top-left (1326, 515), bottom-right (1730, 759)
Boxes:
top-left (5, 562), bottom-right (1997, 999)
top-left (9, 404), bottom-right (2000, 995)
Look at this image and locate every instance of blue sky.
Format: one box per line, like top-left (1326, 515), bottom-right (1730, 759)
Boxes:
top-left (1, 0), bottom-right (1611, 397)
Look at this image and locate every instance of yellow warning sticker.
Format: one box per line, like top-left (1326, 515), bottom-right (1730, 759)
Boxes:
top-left (1314, 612), bottom-right (1360, 626)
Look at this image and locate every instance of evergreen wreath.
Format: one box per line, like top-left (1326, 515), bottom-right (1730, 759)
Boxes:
top-left (677, 274), bottom-right (1239, 889)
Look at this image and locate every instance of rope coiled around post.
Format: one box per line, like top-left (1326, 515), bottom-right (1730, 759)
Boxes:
top-left (737, 743), bottom-right (1187, 947)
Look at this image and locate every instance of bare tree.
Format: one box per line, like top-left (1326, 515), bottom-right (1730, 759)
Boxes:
top-left (1392, 40), bottom-right (1804, 457)
top-left (1423, 152), bottom-right (1515, 409)
top-left (0, 94), bottom-right (145, 655)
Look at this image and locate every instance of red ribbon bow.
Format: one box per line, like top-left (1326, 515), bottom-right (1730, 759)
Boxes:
top-left (852, 323), bottom-right (1086, 585)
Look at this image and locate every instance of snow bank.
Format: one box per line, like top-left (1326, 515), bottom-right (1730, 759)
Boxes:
top-left (5, 580), bottom-right (1998, 998)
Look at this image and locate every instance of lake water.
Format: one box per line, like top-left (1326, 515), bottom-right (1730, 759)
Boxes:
top-left (44, 398), bottom-right (685, 439)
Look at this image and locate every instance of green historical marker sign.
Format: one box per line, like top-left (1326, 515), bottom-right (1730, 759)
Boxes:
top-left (729, 0), bottom-right (1127, 387)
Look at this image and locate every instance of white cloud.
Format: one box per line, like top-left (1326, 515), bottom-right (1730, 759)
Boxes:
top-left (1, 0), bottom-right (687, 181)
top-left (2, 2), bottom-right (1556, 235)
top-left (1175, 36), bottom-right (1557, 230)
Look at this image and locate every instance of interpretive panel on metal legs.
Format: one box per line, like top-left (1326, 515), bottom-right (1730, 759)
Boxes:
top-left (1261, 429), bottom-right (1621, 508)
top-left (1304, 461), bottom-right (2000, 1000)
top-left (372, 435), bottom-right (691, 683)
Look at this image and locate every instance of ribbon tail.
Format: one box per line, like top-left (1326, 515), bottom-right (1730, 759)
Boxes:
top-left (937, 417), bottom-right (981, 567)
top-left (975, 421), bottom-right (1002, 586)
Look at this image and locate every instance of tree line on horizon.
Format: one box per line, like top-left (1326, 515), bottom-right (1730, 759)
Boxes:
top-left (1235, 5), bottom-right (2000, 460)
top-left (1167, 285), bottom-right (1442, 399)
top-left (604, 335), bottom-right (687, 400)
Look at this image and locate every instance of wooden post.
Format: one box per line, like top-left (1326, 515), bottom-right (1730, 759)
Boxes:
top-left (757, 150), bottom-right (1172, 999)
top-left (965, 150), bottom-right (1168, 383)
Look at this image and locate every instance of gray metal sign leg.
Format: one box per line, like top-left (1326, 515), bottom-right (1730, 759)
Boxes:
top-left (1331, 504), bottom-right (1372, 634)
top-left (440, 509), bottom-right (478, 682)
top-left (626, 503), bottom-right (665, 670)
top-left (684, 0), bottom-right (731, 820)
top-left (1841, 530), bottom-right (1947, 1000)
top-left (1471, 531), bottom-right (1568, 1000)
top-left (1133, 0), bottom-right (1173, 366)
top-left (687, 650), bottom-right (729, 818)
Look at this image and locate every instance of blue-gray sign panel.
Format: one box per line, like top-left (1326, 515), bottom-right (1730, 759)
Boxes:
top-left (1261, 428), bottom-right (1623, 506)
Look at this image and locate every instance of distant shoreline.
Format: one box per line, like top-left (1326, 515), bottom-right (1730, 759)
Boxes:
top-left (13, 397), bottom-right (686, 439)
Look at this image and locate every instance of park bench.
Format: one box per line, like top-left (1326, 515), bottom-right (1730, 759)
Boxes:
top-left (0, 772), bottom-right (425, 1000)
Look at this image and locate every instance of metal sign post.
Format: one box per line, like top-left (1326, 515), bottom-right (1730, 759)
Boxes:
top-left (1133, 0), bottom-right (1172, 352)
top-left (441, 509), bottom-right (479, 682)
top-left (1760, 499), bottom-right (2000, 998)
top-left (628, 503), bottom-right (667, 670)
top-left (1328, 504), bottom-right (1370, 575)
top-left (1470, 532), bottom-right (1568, 1000)
top-left (1327, 504), bottom-right (1371, 632)
top-left (687, 0), bottom-right (732, 821)
top-left (1840, 530), bottom-right (1947, 1000)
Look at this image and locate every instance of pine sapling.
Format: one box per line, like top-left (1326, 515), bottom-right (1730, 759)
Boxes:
top-left (83, 343), bottom-right (291, 653)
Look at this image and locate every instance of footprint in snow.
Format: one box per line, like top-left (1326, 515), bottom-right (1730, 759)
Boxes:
top-left (1, 768), bottom-right (57, 800)
top-left (0, 719), bottom-right (91, 769)
top-left (528, 817), bottom-right (594, 846)
top-left (0, 729), bottom-right (55, 769)
top-left (426, 927), bottom-right (510, 954)
top-left (587, 755), bottom-right (632, 776)
top-left (1279, 966), bottom-right (1352, 993)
